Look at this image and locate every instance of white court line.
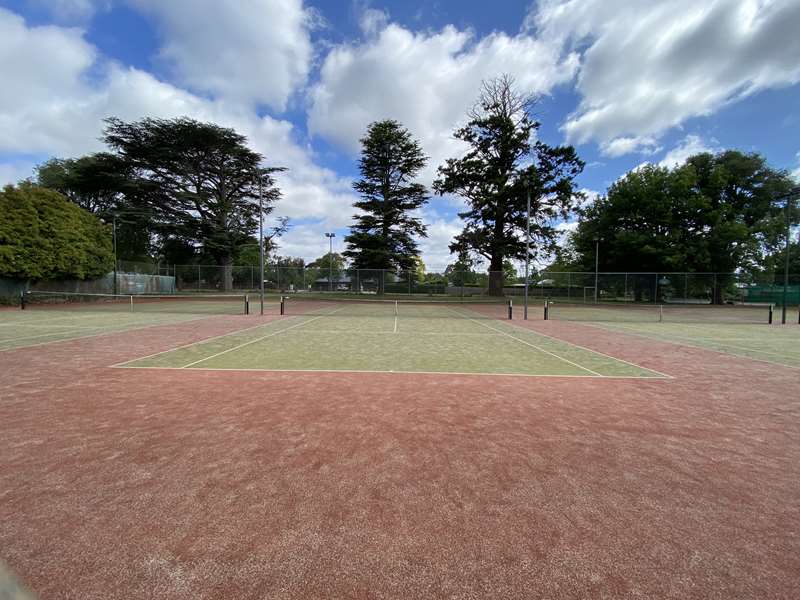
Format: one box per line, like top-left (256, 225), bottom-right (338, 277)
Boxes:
top-left (271, 329), bottom-right (499, 336)
top-left (446, 308), bottom-right (604, 377)
top-left (393, 314), bottom-right (398, 334)
top-left (604, 322), bottom-right (800, 360)
top-left (114, 365), bottom-right (669, 379)
top-left (180, 308), bottom-right (344, 368)
top-left (109, 317), bottom-right (290, 367)
top-left (509, 321), bottom-right (674, 379)
top-left (583, 322), bottom-right (800, 371)
top-left (0, 322), bottom-right (94, 329)
top-left (0, 315), bottom-right (211, 353)
top-left (0, 316), bottom-right (183, 344)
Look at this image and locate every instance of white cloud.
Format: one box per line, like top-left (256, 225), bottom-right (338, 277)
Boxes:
top-left (30, 0), bottom-right (107, 22)
top-left (129, 0), bottom-right (314, 110)
top-left (416, 213), bottom-right (463, 270)
top-left (600, 135), bottom-right (660, 158)
top-left (358, 7), bottom-right (389, 36)
top-left (308, 20), bottom-right (579, 184)
top-left (791, 151), bottom-right (800, 182)
top-left (658, 134), bottom-right (716, 168)
top-left (529, 0), bottom-right (800, 150)
top-left (0, 7), bottom-right (356, 246)
top-left (576, 187), bottom-right (599, 210)
top-left (0, 161), bottom-right (37, 186)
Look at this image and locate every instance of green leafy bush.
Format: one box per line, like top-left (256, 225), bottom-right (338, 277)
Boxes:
top-left (0, 183), bottom-right (113, 281)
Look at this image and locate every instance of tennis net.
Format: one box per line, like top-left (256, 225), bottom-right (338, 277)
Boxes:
top-left (21, 291), bottom-right (249, 315)
top-left (544, 301), bottom-right (774, 324)
top-left (281, 296), bottom-right (513, 319)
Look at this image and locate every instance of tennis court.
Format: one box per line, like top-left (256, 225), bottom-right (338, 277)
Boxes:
top-left (2, 292), bottom-right (800, 599)
top-left (113, 298), bottom-right (667, 378)
top-left (544, 301), bottom-right (800, 369)
top-left (1, 292), bottom-right (256, 352)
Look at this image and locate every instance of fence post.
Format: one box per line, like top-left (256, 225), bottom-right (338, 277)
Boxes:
top-left (654, 273), bottom-right (658, 303)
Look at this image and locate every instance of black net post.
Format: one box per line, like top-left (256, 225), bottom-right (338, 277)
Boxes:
top-left (507, 299), bottom-right (513, 320)
top-left (19, 291), bottom-right (26, 310)
top-left (543, 300), bottom-right (549, 320)
top-left (280, 296), bottom-right (285, 315)
top-left (768, 304), bottom-right (773, 324)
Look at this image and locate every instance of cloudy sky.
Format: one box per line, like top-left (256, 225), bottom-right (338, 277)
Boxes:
top-left (1, 0), bottom-right (799, 269)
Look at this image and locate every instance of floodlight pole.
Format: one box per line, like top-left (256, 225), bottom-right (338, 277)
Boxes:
top-left (259, 175), bottom-right (265, 316)
top-left (524, 182), bottom-right (531, 320)
top-left (778, 186), bottom-right (800, 324)
top-left (325, 233), bottom-right (335, 292)
top-left (111, 216), bottom-right (118, 295)
top-left (594, 236), bottom-right (601, 303)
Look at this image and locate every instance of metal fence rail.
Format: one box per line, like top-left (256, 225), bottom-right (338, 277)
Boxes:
top-left (114, 261), bottom-right (800, 305)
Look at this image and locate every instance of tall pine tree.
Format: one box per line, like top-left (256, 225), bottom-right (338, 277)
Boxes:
top-left (344, 120), bottom-right (428, 272)
top-left (435, 75), bottom-right (584, 295)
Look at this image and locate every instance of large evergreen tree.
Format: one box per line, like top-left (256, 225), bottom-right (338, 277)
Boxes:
top-left (434, 75), bottom-right (584, 295)
top-left (102, 117), bottom-right (285, 290)
top-left (344, 120), bottom-right (428, 272)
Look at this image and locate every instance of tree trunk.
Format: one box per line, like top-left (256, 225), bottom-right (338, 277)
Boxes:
top-left (487, 254), bottom-right (504, 296)
top-left (222, 255), bottom-right (233, 292)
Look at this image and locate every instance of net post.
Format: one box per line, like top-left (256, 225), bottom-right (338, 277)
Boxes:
top-left (129, 295), bottom-right (134, 312)
top-left (507, 299), bottom-right (513, 320)
top-left (244, 294), bottom-right (249, 315)
top-left (768, 304), bottom-right (773, 324)
top-left (658, 304), bottom-right (663, 323)
top-left (280, 296), bottom-right (285, 315)
top-left (543, 299), bottom-right (549, 320)
top-left (20, 291), bottom-right (26, 310)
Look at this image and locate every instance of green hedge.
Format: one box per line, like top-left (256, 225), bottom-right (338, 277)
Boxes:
top-left (0, 183), bottom-right (113, 281)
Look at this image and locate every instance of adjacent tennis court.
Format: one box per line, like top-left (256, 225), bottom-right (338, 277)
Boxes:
top-left (1, 292), bottom-right (259, 352)
top-left (112, 298), bottom-right (667, 378)
top-left (544, 300), bottom-right (800, 369)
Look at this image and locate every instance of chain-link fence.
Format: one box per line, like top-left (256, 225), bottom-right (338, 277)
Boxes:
top-left (533, 271), bottom-right (800, 306)
top-left (114, 261), bottom-right (800, 305)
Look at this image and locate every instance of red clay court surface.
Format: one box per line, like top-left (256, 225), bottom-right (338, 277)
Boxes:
top-left (1, 310), bottom-right (799, 599)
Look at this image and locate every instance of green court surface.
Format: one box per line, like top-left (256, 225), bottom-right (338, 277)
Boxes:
top-left (116, 304), bottom-right (667, 378)
top-left (0, 310), bottom-right (203, 351)
top-left (590, 321), bottom-right (800, 369)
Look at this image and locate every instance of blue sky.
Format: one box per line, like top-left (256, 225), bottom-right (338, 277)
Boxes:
top-left (1, 0), bottom-right (799, 269)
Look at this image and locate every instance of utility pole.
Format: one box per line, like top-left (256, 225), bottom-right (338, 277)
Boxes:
top-left (777, 186), bottom-right (800, 324)
top-left (594, 236), bottom-right (601, 303)
top-left (524, 182), bottom-right (531, 320)
top-left (259, 175), bottom-right (265, 315)
top-left (112, 215), bottom-right (117, 295)
top-left (325, 232), bottom-right (336, 292)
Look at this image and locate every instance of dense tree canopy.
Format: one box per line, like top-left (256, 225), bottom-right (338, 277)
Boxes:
top-left (37, 153), bottom-right (153, 261)
top-left (344, 120), bottom-right (429, 271)
top-left (570, 151), bottom-right (796, 301)
top-left (101, 117), bottom-right (285, 288)
top-left (0, 183), bottom-right (113, 281)
top-left (572, 152), bottom-right (795, 270)
top-left (435, 74), bottom-right (584, 295)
